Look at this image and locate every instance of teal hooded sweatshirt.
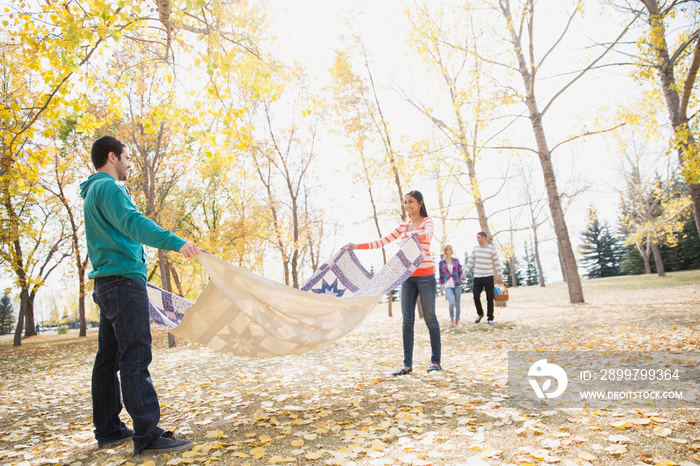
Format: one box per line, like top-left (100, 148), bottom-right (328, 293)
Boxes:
top-left (80, 172), bottom-right (186, 281)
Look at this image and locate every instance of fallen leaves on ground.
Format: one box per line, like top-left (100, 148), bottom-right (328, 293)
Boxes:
top-left (1, 272), bottom-right (699, 465)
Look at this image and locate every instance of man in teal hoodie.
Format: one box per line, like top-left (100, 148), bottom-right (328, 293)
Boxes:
top-left (80, 135), bottom-right (199, 454)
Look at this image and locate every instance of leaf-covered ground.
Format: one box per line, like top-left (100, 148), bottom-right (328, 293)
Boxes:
top-left (1, 271), bottom-right (699, 466)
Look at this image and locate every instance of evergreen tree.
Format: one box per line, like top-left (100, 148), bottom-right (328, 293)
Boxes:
top-left (0, 295), bottom-right (14, 336)
top-left (524, 241), bottom-right (539, 286)
top-left (462, 251), bottom-right (475, 292)
top-left (502, 258), bottom-right (523, 287)
top-left (619, 243), bottom-right (645, 275)
top-left (580, 207), bottom-right (622, 278)
top-left (658, 214), bottom-right (700, 271)
top-left (609, 229), bottom-right (626, 276)
top-left (390, 287), bottom-right (400, 302)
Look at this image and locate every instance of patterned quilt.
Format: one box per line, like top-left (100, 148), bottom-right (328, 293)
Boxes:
top-left (147, 234), bottom-right (424, 357)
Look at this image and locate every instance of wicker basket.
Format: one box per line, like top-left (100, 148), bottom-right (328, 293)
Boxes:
top-left (493, 284), bottom-right (509, 302)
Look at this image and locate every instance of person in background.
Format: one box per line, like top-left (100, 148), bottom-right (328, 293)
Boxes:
top-left (81, 135), bottom-right (199, 454)
top-left (464, 232), bottom-right (503, 325)
top-left (438, 244), bottom-right (465, 327)
top-left (347, 190), bottom-right (441, 375)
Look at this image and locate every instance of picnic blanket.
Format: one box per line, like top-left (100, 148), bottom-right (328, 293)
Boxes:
top-left (147, 234), bottom-right (425, 357)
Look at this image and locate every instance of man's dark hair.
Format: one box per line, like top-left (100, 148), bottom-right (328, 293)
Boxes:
top-left (91, 136), bottom-right (126, 169)
top-left (477, 231), bottom-right (487, 239)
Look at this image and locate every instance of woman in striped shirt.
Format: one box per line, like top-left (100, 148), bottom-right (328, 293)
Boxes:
top-left (348, 190), bottom-right (441, 376)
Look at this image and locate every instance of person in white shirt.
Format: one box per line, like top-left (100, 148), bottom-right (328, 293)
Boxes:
top-left (463, 232), bottom-right (503, 325)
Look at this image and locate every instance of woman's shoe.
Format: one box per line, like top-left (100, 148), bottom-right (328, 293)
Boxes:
top-left (427, 364), bottom-right (442, 372)
top-left (392, 367), bottom-right (413, 376)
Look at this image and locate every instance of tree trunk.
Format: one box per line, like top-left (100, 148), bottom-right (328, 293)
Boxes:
top-left (637, 241), bottom-right (653, 274)
top-left (651, 241), bottom-right (666, 277)
top-left (13, 288), bottom-right (28, 346)
top-left (507, 226), bottom-right (519, 287)
top-left (469, 167), bottom-right (492, 238)
top-left (362, 45), bottom-right (405, 221)
top-left (75, 254), bottom-right (89, 337)
top-left (532, 226), bottom-right (545, 287)
top-left (449, 68), bottom-right (492, 239)
top-left (509, 255), bottom-right (519, 287)
top-left (362, 48), bottom-right (404, 318)
top-left (282, 260), bottom-right (290, 287)
top-left (362, 154), bottom-right (393, 317)
top-left (526, 111), bottom-right (583, 299)
top-left (558, 250), bottom-right (567, 282)
top-left (78, 270), bottom-right (87, 337)
top-left (500, 0), bottom-right (584, 303)
top-left (688, 180), bottom-right (700, 241)
top-left (688, 183), bottom-right (700, 239)
top-left (24, 296), bottom-right (36, 337)
top-left (643, 253), bottom-right (652, 274)
top-left (158, 250), bottom-right (177, 348)
top-left (530, 116), bottom-right (583, 302)
top-left (291, 250), bottom-right (299, 290)
top-left (171, 265), bottom-right (184, 296)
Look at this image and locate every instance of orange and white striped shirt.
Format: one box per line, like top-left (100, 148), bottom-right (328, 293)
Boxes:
top-left (358, 217), bottom-right (435, 277)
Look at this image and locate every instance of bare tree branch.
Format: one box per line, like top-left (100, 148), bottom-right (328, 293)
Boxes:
top-left (540, 12), bottom-right (641, 117)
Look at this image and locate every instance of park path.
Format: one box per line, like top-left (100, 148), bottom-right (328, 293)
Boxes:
top-left (0, 273), bottom-right (699, 465)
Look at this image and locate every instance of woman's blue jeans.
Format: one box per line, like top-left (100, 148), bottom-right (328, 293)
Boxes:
top-left (92, 276), bottom-right (164, 454)
top-left (400, 275), bottom-right (441, 368)
top-left (444, 286), bottom-right (462, 321)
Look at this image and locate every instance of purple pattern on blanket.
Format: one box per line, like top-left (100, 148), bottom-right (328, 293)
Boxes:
top-left (300, 246), bottom-right (372, 294)
top-left (300, 234), bottom-right (424, 298)
top-left (147, 283), bottom-right (192, 329)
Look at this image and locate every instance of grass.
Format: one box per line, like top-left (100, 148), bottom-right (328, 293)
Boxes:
top-left (510, 268), bottom-right (700, 305)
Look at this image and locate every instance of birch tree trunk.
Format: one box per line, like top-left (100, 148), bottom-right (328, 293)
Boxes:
top-left (499, 0), bottom-right (584, 303)
top-left (531, 117), bottom-right (582, 301)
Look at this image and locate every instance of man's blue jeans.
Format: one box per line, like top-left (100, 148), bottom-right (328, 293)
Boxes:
top-left (444, 286), bottom-right (462, 321)
top-left (400, 275), bottom-right (441, 368)
top-left (92, 276), bottom-right (164, 453)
